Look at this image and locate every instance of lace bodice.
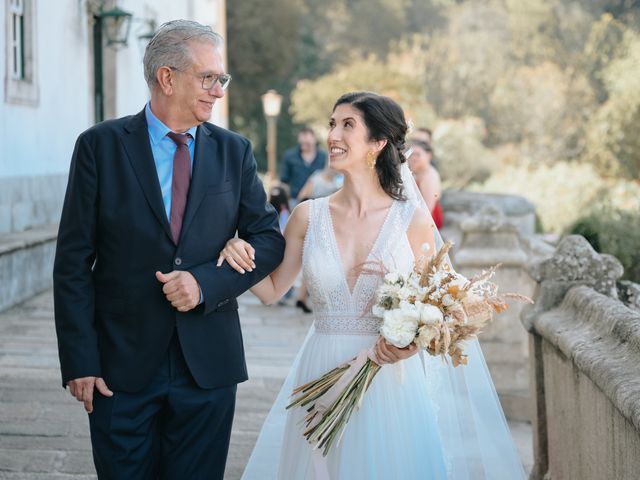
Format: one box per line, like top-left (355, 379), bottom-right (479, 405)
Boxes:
top-left (302, 196), bottom-right (416, 335)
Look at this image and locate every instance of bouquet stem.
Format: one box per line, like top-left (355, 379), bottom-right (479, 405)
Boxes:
top-left (287, 353), bottom-right (381, 456)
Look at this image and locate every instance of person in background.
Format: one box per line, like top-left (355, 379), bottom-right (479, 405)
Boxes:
top-left (269, 185), bottom-right (291, 233)
top-left (297, 166), bottom-right (343, 202)
top-left (408, 140), bottom-right (444, 229)
top-left (280, 127), bottom-right (327, 204)
top-left (412, 127), bottom-right (433, 146)
top-left (280, 127), bottom-right (327, 314)
top-left (269, 185), bottom-right (294, 307)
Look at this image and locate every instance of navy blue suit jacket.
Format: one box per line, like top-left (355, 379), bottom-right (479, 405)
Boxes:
top-left (53, 109), bottom-right (285, 392)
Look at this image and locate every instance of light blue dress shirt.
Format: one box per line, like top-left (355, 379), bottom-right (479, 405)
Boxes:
top-left (145, 103), bottom-right (203, 304)
top-left (145, 102), bottom-right (198, 221)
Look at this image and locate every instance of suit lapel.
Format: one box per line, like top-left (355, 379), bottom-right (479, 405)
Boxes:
top-left (121, 109), bottom-right (173, 242)
top-left (180, 123), bottom-right (220, 242)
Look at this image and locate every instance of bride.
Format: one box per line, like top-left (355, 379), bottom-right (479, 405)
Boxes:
top-left (218, 92), bottom-right (526, 479)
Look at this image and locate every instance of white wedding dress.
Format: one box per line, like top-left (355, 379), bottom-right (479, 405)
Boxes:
top-left (242, 194), bottom-right (526, 479)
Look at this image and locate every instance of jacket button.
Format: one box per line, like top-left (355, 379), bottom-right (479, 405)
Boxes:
top-left (174, 257), bottom-right (182, 266)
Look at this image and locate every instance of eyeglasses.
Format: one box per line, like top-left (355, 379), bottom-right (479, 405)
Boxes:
top-left (169, 67), bottom-right (232, 91)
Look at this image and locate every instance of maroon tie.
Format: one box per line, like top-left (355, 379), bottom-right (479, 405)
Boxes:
top-left (167, 132), bottom-right (192, 244)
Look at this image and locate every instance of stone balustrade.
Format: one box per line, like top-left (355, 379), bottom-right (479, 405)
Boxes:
top-left (522, 235), bottom-right (640, 480)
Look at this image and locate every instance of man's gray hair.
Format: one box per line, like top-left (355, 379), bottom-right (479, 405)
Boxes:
top-left (143, 20), bottom-right (223, 88)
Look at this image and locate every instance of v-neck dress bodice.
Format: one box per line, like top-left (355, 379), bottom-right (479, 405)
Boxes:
top-left (302, 196), bottom-right (416, 335)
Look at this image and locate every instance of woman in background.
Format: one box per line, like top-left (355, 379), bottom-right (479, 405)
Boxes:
top-left (408, 140), bottom-right (443, 229)
top-left (269, 185), bottom-right (291, 233)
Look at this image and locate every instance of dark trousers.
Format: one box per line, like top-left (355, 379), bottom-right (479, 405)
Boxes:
top-left (88, 335), bottom-right (237, 479)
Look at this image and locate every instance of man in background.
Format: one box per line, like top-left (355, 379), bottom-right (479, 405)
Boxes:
top-left (280, 127), bottom-right (326, 204)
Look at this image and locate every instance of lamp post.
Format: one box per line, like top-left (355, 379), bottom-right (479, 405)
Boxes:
top-left (136, 19), bottom-right (157, 58)
top-left (92, 4), bottom-right (133, 123)
top-left (261, 89), bottom-right (283, 182)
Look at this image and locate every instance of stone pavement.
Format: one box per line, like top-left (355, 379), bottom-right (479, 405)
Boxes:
top-left (0, 290), bottom-right (532, 479)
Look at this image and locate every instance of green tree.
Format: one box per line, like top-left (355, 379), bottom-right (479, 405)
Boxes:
top-left (583, 17), bottom-right (640, 179)
top-left (488, 62), bottom-right (594, 161)
top-left (226, 0), bottom-right (302, 168)
top-left (290, 39), bottom-right (435, 133)
top-left (422, 1), bottom-right (511, 120)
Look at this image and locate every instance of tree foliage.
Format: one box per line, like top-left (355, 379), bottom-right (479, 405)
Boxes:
top-left (290, 38), bottom-right (435, 134)
top-left (228, 0), bottom-right (640, 196)
top-left (583, 15), bottom-right (640, 179)
top-left (227, 0), bottom-right (300, 123)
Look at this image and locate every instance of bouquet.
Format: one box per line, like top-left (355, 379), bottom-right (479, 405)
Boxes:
top-left (286, 241), bottom-right (533, 456)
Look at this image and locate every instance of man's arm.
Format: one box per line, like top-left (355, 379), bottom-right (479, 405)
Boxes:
top-left (53, 133), bottom-right (101, 387)
top-left (190, 141), bottom-right (285, 314)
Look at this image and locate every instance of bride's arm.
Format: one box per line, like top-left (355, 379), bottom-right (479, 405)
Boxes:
top-left (218, 202), bottom-right (310, 305)
top-left (406, 205), bottom-right (438, 263)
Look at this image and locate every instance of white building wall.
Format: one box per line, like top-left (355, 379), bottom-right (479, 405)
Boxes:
top-left (0, 1), bottom-right (92, 178)
top-left (0, 0), bottom-right (227, 234)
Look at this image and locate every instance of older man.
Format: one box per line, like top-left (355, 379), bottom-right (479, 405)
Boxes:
top-left (53, 20), bottom-right (284, 478)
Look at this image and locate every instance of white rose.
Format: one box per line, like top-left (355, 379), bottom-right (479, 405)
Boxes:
top-left (384, 272), bottom-right (400, 284)
top-left (417, 303), bottom-right (444, 325)
top-left (398, 301), bottom-right (421, 321)
top-left (380, 309), bottom-right (418, 348)
top-left (407, 274), bottom-right (425, 293)
top-left (397, 286), bottom-right (415, 301)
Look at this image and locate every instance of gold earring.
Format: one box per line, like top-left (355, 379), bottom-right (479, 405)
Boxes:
top-left (366, 151), bottom-right (376, 170)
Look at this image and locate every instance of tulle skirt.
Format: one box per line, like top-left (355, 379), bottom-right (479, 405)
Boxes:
top-left (242, 326), bottom-right (526, 480)
top-left (277, 331), bottom-right (448, 480)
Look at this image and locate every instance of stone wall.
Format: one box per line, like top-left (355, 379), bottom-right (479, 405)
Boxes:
top-left (0, 176), bottom-right (65, 311)
top-left (0, 175), bottom-right (67, 235)
top-left (0, 225), bottom-right (57, 311)
top-left (522, 235), bottom-right (640, 480)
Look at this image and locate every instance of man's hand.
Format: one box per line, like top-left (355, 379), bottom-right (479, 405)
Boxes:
top-left (67, 376), bottom-right (113, 413)
top-left (156, 270), bottom-right (201, 312)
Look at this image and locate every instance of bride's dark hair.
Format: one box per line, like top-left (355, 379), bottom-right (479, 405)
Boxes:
top-left (333, 91), bottom-right (408, 201)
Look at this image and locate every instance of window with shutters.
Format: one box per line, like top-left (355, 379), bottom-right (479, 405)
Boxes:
top-left (5, 0), bottom-right (38, 105)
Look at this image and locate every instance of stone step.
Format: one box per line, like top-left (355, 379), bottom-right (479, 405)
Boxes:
top-left (0, 225), bottom-right (57, 312)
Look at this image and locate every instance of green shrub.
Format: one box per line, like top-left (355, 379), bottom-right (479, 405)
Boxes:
top-left (568, 208), bottom-right (640, 283)
top-left (470, 161), bottom-right (606, 234)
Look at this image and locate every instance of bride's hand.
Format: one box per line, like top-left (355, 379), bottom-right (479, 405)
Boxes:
top-left (374, 338), bottom-right (418, 365)
top-left (217, 238), bottom-right (256, 274)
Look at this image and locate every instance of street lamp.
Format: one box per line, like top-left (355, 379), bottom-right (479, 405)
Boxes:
top-left (100, 6), bottom-right (133, 47)
top-left (261, 89), bottom-right (283, 181)
top-left (92, 4), bottom-right (133, 123)
top-left (136, 19), bottom-right (157, 58)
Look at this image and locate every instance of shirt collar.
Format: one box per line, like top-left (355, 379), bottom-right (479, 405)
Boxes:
top-left (145, 102), bottom-right (198, 145)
